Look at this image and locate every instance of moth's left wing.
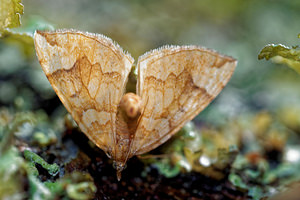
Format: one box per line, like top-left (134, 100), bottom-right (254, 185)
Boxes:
top-left (34, 30), bottom-right (134, 155)
top-left (132, 46), bottom-right (237, 155)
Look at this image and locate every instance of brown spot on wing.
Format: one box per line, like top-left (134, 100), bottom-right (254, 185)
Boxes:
top-left (36, 30), bottom-right (60, 46)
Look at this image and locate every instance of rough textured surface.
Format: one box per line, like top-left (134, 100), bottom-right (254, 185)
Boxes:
top-left (34, 30), bottom-right (237, 176)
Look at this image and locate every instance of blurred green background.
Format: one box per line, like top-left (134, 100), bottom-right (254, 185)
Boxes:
top-left (1, 0), bottom-right (300, 126)
top-left (1, 1), bottom-right (300, 199)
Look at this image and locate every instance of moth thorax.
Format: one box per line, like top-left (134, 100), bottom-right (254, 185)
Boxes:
top-left (120, 93), bottom-right (141, 118)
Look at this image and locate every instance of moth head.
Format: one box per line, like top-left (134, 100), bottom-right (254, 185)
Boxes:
top-left (120, 93), bottom-right (141, 118)
top-left (113, 160), bottom-right (127, 181)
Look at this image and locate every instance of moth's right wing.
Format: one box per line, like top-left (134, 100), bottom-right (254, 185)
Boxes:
top-left (34, 30), bottom-right (134, 155)
top-left (132, 46), bottom-right (237, 156)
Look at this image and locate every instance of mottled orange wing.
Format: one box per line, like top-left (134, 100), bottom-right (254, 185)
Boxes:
top-left (132, 46), bottom-right (237, 155)
top-left (34, 30), bottom-right (134, 155)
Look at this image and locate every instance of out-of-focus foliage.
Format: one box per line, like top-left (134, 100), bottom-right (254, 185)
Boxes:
top-left (1, 0), bottom-right (300, 199)
top-left (258, 40), bottom-right (300, 74)
top-left (270, 182), bottom-right (300, 200)
top-left (0, 0), bottom-right (53, 59)
top-left (141, 122), bottom-right (238, 179)
top-left (44, 172), bottom-right (97, 200)
top-left (1, 31), bottom-right (34, 58)
top-left (0, 0), bottom-right (30, 56)
top-left (0, 0), bottom-right (23, 31)
top-left (0, 148), bottom-right (27, 200)
top-left (140, 107), bottom-right (300, 199)
top-left (0, 108), bottom-right (97, 199)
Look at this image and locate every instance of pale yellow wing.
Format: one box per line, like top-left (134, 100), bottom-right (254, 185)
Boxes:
top-left (34, 30), bottom-right (134, 155)
top-left (132, 45), bottom-right (237, 155)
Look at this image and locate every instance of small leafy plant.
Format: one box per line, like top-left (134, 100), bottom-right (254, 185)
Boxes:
top-left (258, 35), bottom-right (300, 74)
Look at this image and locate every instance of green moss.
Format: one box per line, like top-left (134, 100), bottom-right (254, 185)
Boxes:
top-left (24, 150), bottom-right (59, 176)
top-left (45, 172), bottom-right (96, 200)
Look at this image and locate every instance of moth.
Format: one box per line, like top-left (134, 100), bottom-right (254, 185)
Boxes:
top-left (34, 30), bottom-right (237, 180)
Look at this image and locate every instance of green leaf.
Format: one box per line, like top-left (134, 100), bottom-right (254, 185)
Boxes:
top-left (0, 30), bottom-right (34, 58)
top-left (258, 42), bottom-right (300, 74)
top-left (0, 0), bottom-right (24, 30)
top-left (0, 1), bottom-right (35, 59)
